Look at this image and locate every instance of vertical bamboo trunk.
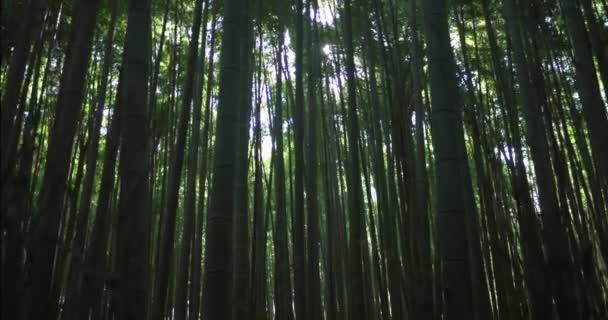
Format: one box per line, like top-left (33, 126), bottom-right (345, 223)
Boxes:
top-left (114, 0), bottom-right (152, 317)
top-left (422, 0), bottom-right (478, 318)
top-left (201, 0), bottom-right (243, 317)
top-left (343, 0), bottom-right (367, 319)
top-left (232, 0), bottom-right (253, 317)
top-left (273, 4), bottom-right (294, 316)
top-left (293, 0), bottom-right (308, 318)
top-left (408, 0), bottom-right (433, 318)
top-left (190, 10), bottom-right (218, 320)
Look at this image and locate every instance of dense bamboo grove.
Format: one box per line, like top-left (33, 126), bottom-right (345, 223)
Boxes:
top-left (2, 0), bottom-right (608, 319)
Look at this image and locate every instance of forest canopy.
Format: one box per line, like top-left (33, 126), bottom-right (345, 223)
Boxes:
top-left (1, 0), bottom-right (608, 319)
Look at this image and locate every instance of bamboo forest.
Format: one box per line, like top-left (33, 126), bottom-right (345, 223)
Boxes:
top-left (3, 0), bottom-right (608, 319)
